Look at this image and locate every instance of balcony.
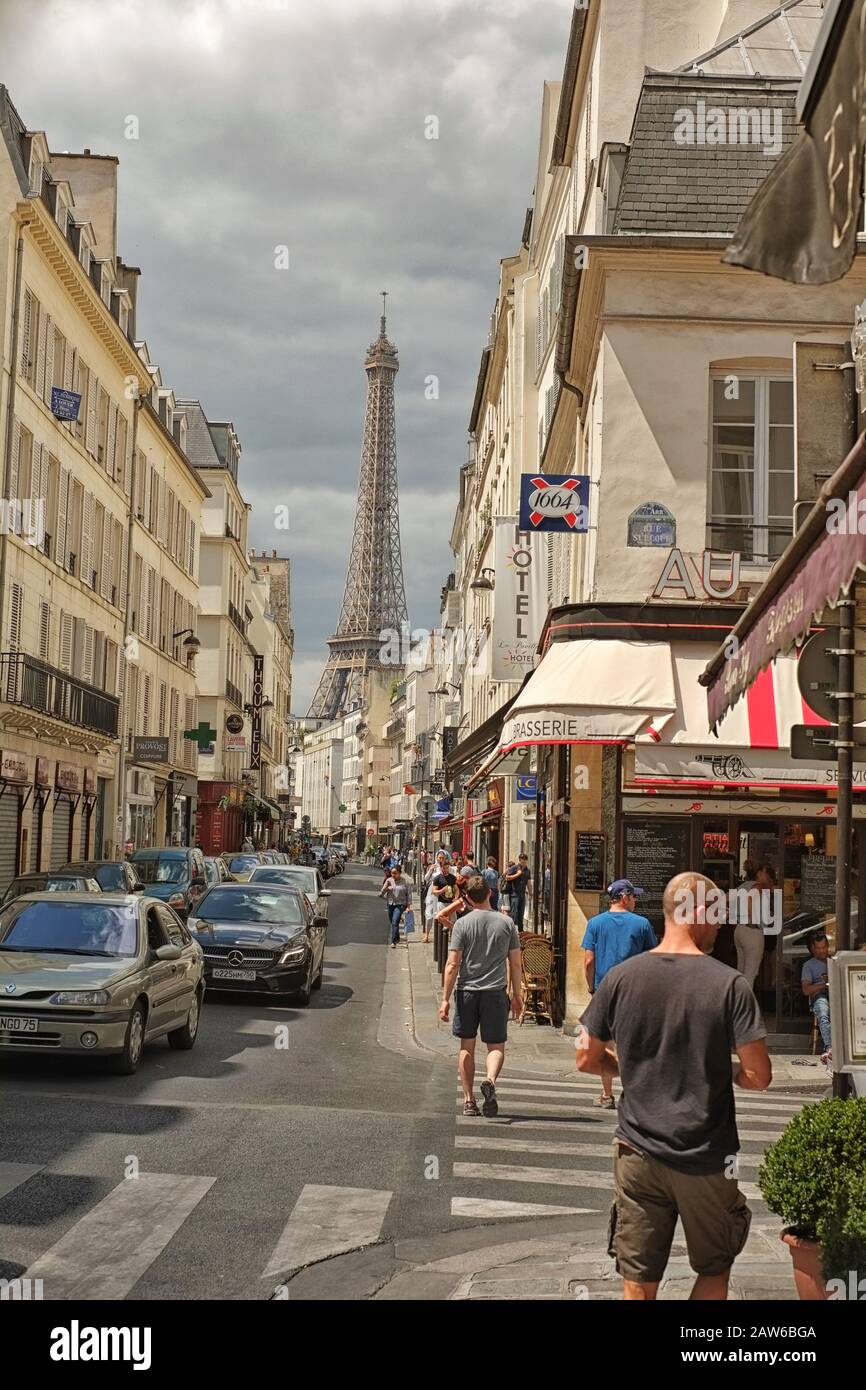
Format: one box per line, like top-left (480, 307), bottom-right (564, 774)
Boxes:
top-left (228, 600), bottom-right (247, 637)
top-left (0, 652), bottom-right (119, 739)
top-left (225, 678), bottom-right (243, 709)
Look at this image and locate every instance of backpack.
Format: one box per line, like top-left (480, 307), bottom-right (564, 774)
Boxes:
top-left (498, 874), bottom-right (509, 894)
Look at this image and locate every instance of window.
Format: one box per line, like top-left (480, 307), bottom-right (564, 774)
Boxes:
top-left (709, 376), bottom-right (794, 564)
top-left (19, 289), bottom-right (36, 386)
top-left (8, 582), bottom-right (22, 653)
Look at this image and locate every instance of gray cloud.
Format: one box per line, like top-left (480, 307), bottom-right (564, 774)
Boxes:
top-left (1, 0), bottom-right (572, 709)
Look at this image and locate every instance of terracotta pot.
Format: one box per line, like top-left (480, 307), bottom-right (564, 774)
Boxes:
top-left (781, 1231), bottom-right (827, 1300)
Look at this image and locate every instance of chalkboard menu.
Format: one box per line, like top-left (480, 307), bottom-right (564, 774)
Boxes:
top-left (800, 853), bottom-right (837, 913)
top-left (575, 832), bottom-right (606, 891)
top-left (623, 817), bottom-right (692, 927)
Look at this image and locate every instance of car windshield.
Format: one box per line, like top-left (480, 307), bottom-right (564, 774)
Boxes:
top-left (195, 888), bottom-right (305, 926)
top-left (45, 878), bottom-right (81, 892)
top-left (92, 865), bottom-right (126, 890)
top-left (252, 867), bottom-right (316, 894)
top-left (228, 856), bottom-right (259, 872)
top-left (205, 861), bottom-right (220, 884)
top-left (135, 856), bottom-right (188, 885)
top-left (0, 901), bottom-right (138, 956)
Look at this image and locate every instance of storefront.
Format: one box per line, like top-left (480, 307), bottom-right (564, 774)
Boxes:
top-left (196, 782), bottom-right (244, 855)
top-left (0, 749), bottom-right (28, 893)
top-left (51, 762), bottom-right (82, 868)
top-left (126, 767), bottom-right (156, 849)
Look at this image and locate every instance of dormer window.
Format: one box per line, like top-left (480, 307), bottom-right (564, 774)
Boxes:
top-left (80, 238), bottom-right (91, 274)
top-left (56, 198), bottom-right (68, 235)
top-left (28, 157), bottom-right (43, 197)
top-left (100, 265), bottom-right (112, 307)
top-left (118, 300), bottom-right (128, 334)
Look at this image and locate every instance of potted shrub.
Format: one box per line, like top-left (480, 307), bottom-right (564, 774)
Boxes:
top-left (758, 1097), bottom-right (866, 1299)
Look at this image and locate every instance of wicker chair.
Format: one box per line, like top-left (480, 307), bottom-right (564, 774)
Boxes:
top-left (520, 935), bottom-right (555, 1025)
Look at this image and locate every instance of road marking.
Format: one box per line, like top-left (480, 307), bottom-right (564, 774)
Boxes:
top-left (453, 1161), bottom-right (762, 1202)
top-left (24, 1172), bottom-right (215, 1300)
top-left (0, 1161), bottom-right (43, 1199)
top-left (451, 1197), bottom-right (597, 1219)
top-left (262, 1184), bottom-right (392, 1278)
top-left (457, 1095), bottom-right (801, 1127)
top-left (455, 1114), bottom-right (786, 1142)
top-left (453, 1136), bottom-right (760, 1169)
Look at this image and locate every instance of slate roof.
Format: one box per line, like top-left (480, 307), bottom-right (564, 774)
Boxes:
top-left (613, 75), bottom-right (800, 237)
top-left (173, 400), bottom-right (223, 469)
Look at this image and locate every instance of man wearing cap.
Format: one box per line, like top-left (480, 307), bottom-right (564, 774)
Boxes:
top-left (582, 879), bottom-right (656, 1109)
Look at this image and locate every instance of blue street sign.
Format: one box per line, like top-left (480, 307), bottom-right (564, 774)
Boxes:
top-left (519, 474), bottom-right (590, 532)
top-left (50, 388), bottom-right (82, 422)
top-left (515, 775), bottom-right (537, 801)
top-left (627, 501), bottom-right (676, 548)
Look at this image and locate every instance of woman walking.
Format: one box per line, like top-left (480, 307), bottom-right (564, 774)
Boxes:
top-left (379, 864), bottom-right (412, 950)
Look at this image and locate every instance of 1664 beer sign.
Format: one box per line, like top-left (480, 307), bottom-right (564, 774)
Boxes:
top-left (519, 474), bottom-right (590, 532)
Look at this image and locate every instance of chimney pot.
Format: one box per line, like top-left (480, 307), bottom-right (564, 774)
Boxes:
top-left (83, 147), bottom-right (91, 155)
top-left (272, 549), bottom-right (276, 558)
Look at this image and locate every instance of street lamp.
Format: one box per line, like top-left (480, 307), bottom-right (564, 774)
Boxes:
top-left (470, 568), bottom-right (495, 592)
top-left (432, 681), bottom-right (460, 697)
top-left (173, 628), bottom-right (201, 656)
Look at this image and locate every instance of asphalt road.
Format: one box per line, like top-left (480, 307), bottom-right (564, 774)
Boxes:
top-left (0, 864), bottom-right (802, 1301)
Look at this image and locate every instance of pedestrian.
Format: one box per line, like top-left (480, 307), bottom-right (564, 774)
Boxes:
top-left (504, 853), bottom-right (531, 928)
top-left (582, 878), bottom-right (656, 1110)
top-left (734, 862), bottom-right (776, 992)
top-left (801, 928), bottom-right (832, 1069)
top-left (439, 874), bottom-right (523, 1117)
top-left (577, 871), bottom-right (771, 1301)
top-left (482, 856), bottom-right (500, 911)
top-left (424, 849), bottom-right (450, 944)
top-left (379, 864), bottom-right (412, 950)
top-left (242, 834), bottom-right (254, 851)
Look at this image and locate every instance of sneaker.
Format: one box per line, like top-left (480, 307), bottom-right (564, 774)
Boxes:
top-left (480, 1079), bottom-right (498, 1117)
top-left (595, 1094), bottom-right (616, 1110)
top-left (462, 1098), bottom-right (481, 1117)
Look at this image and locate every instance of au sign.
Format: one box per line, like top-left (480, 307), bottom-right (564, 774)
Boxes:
top-left (651, 549), bottom-right (741, 601)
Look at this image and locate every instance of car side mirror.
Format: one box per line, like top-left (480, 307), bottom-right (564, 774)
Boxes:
top-left (132, 883), bottom-right (145, 893)
top-left (314, 915), bottom-right (328, 930)
top-left (321, 889), bottom-right (332, 897)
top-left (155, 944), bottom-right (182, 961)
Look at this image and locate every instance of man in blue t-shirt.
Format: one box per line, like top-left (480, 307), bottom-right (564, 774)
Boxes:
top-left (582, 879), bottom-right (656, 1109)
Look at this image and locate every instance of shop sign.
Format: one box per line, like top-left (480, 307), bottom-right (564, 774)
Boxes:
top-left (35, 756), bottom-right (51, 787)
top-left (627, 502), bottom-right (676, 548)
top-left (0, 749), bottom-right (29, 784)
top-left (515, 775), bottom-right (537, 801)
top-left (486, 778), bottom-right (504, 812)
top-left (133, 736), bottom-right (170, 764)
top-left (56, 762), bottom-right (82, 794)
top-left (84, 767), bottom-right (96, 795)
top-left (250, 655), bottom-right (264, 771)
top-left (651, 548), bottom-right (741, 601)
top-left (225, 713), bottom-right (244, 734)
top-left (519, 474), bottom-right (590, 532)
top-left (493, 518), bottom-right (547, 681)
top-left (225, 734), bottom-right (247, 752)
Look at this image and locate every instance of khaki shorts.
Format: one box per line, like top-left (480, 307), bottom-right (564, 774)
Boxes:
top-left (608, 1143), bottom-right (751, 1283)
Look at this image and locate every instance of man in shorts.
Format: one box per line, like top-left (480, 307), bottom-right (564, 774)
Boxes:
top-left (439, 875), bottom-right (523, 1117)
top-left (576, 870), bottom-right (771, 1300)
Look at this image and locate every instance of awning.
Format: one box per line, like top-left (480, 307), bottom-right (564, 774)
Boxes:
top-left (701, 433), bottom-right (866, 729)
top-left (498, 640), bottom-right (678, 750)
top-left (445, 689), bottom-right (522, 780)
top-left (465, 745), bottom-right (532, 794)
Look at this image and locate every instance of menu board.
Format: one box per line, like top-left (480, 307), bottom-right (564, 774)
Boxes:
top-left (800, 853), bottom-right (837, 913)
top-left (575, 832), bottom-right (606, 892)
top-left (623, 818), bottom-right (691, 927)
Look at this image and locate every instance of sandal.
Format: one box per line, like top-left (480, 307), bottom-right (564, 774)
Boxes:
top-left (462, 1098), bottom-right (480, 1116)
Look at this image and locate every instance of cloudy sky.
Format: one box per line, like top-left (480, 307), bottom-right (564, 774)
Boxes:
top-left (1, 0), bottom-right (573, 711)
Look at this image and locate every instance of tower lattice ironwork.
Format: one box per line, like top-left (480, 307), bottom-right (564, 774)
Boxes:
top-left (308, 300), bottom-right (408, 720)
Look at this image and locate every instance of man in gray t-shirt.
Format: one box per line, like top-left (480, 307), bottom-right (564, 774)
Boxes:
top-left (439, 876), bottom-right (523, 1117)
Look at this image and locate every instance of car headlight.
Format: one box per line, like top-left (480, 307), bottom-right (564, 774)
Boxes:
top-left (168, 893), bottom-right (185, 907)
top-left (187, 918), bottom-right (200, 932)
top-left (49, 989), bottom-right (110, 1005)
top-left (279, 945), bottom-right (307, 965)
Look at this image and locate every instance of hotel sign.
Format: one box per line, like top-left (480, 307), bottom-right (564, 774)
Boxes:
top-left (492, 518), bottom-right (547, 681)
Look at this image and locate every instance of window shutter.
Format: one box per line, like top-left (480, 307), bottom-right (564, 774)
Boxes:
top-left (7, 420), bottom-right (20, 501)
top-left (106, 402), bottom-right (117, 479)
top-left (117, 519), bottom-right (127, 609)
top-left (41, 314), bottom-right (54, 404)
top-left (56, 468), bottom-right (70, 569)
top-left (145, 564), bottom-right (154, 641)
top-left (82, 623), bottom-right (94, 683)
top-left (64, 344), bottom-right (74, 391)
top-left (104, 639), bottom-right (117, 695)
top-left (159, 681), bottom-right (167, 734)
top-left (81, 492), bottom-right (95, 587)
top-left (170, 688), bottom-right (179, 764)
top-left (86, 374), bottom-right (98, 455)
top-left (93, 629), bottom-right (105, 688)
top-left (59, 612), bottom-right (73, 672)
top-left (101, 510), bottom-right (112, 600)
top-left (8, 582), bottom-right (22, 652)
top-left (39, 599), bottom-right (50, 661)
top-left (19, 289), bottom-right (33, 380)
top-left (158, 477), bottom-right (167, 544)
top-left (35, 308), bottom-right (48, 399)
top-left (143, 672), bottom-right (151, 734)
top-left (184, 696), bottom-right (195, 768)
top-left (160, 578), bottom-right (170, 649)
top-left (132, 553), bottom-right (142, 630)
top-left (188, 520), bottom-right (195, 576)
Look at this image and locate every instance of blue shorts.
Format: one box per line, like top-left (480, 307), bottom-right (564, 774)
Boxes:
top-left (452, 989), bottom-right (510, 1043)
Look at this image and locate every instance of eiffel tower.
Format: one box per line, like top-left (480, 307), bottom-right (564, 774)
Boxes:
top-left (308, 297), bottom-right (408, 720)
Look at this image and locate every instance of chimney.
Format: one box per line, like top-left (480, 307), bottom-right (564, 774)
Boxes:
top-left (272, 549), bottom-right (276, 558)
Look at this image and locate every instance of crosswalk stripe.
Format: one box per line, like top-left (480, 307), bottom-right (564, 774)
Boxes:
top-left (451, 1197), bottom-right (597, 1219)
top-left (453, 1160), bottom-right (763, 1202)
top-left (0, 1161), bottom-right (43, 1200)
top-left (457, 1095), bottom-right (800, 1126)
top-left (24, 1172), bottom-right (215, 1300)
top-left (455, 1114), bottom-right (786, 1141)
top-left (453, 1136), bottom-right (763, 1169)
top-left (470, 1083), bottom-right (805, 1110)
top-left (262, 1184), bottom-right (392, 1278)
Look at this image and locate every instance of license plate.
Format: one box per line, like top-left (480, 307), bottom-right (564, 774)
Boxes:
top-left (211, 968), bottom-right (256, 982)
top-left (0, 1015), bottom-right (39, 1033)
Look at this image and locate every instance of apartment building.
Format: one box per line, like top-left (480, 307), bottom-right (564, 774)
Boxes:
top-left (248, 548), bottom-right (294, 843)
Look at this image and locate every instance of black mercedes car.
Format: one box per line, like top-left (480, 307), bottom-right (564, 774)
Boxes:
top-left (187, 883), bottom-right (326, 1006)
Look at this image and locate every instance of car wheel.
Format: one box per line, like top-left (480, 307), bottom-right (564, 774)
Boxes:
top-left (312, 954), bottom-right (324, 990)
top-left (109, 1001), bottom-right (146, 1075)
top-left (168, 988), bottom-right (201, 1050)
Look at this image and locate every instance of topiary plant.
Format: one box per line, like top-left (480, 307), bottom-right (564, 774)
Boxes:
top-left (758, 1097), bottom-right (866, 1282)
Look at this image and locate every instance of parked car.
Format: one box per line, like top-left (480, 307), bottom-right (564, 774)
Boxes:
top-left (248, 864), bottom-right (330, 918)
top-left (188, 882), bottom-right (325, 1005)
top-left (0, 893), bottom-right (204, 1073)
top-left (203, 856), bottom-right (234, 888)
top-left (63, 860), bottom-right (145, 894)
top-left (220, 852), bottom-right (266, 883)
top-left (1, 873), bottom-right (101, 907)
top-left (130, 848), bottom-right (207, 918)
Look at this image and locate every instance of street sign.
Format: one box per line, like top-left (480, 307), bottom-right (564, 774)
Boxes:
top-left (417, 794), bottom-right (438, 820)
top-left (797, 631), bottom-right (866, 723)
top-left (791, 724), bottom-right (866, 762)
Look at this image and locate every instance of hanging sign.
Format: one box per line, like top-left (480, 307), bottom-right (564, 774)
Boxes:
top-left (492, 519), bottom-right (547, 681)
top-left (50, 388), bottom-right (81, 422)
top-left (519, 474), bottom-right (589, 532)
top-left (250, 655), bottom-right (264, 771)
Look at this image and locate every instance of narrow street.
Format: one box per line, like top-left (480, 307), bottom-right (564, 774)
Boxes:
top-left (0, 866), bottom-right (814, 1300)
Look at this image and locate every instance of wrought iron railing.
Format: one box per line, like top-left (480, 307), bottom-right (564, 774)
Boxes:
top-left (225, 678), bottom-right (243, 709)
top-left (0, 652), bottom-right (119, 738)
